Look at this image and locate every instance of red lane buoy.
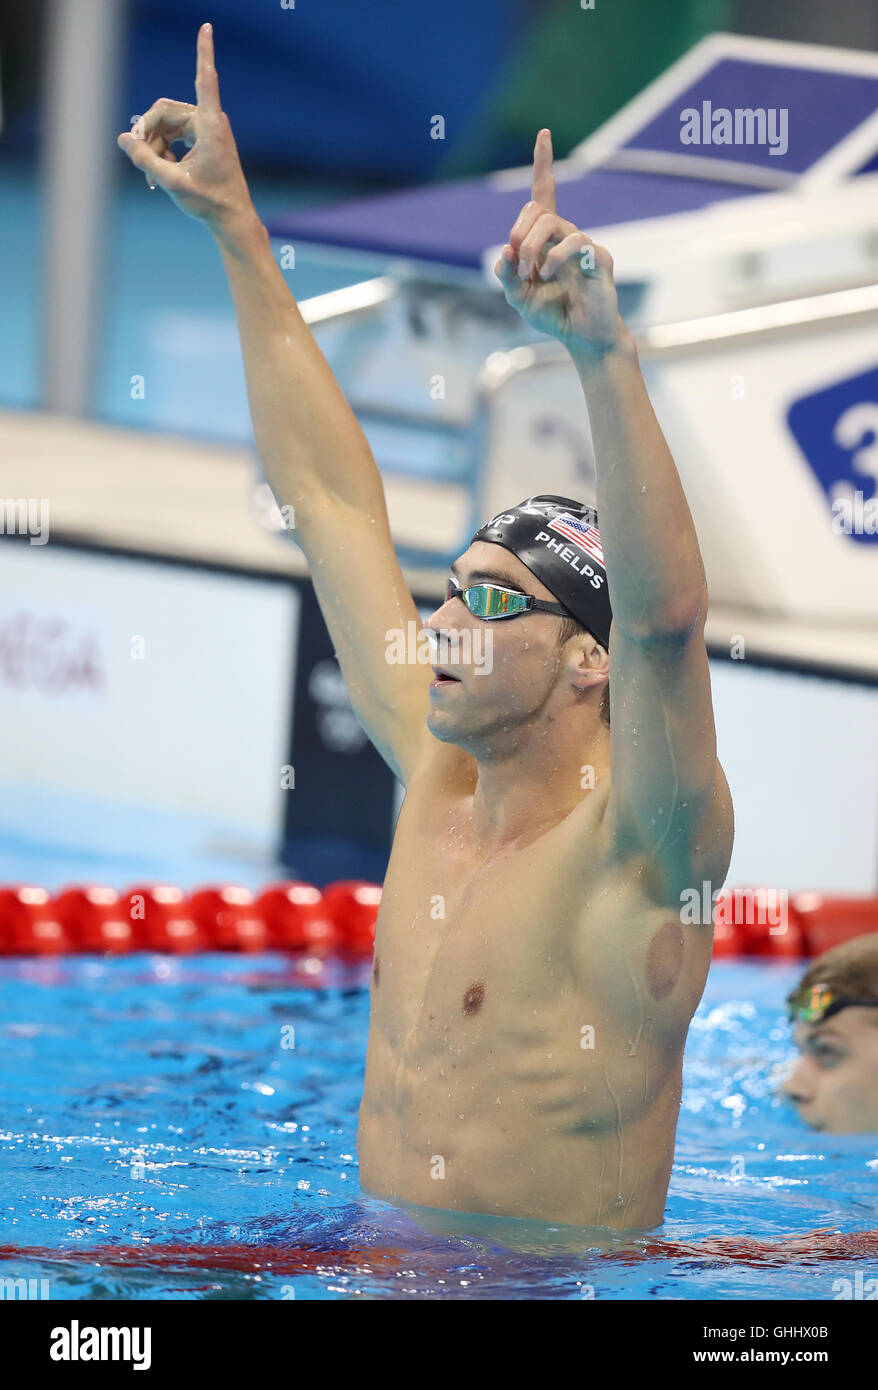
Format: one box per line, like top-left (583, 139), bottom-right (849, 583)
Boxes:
top-left (793, 893), bottom-right (878, 957)
top-left (715, 886), bottom-right (806, 958)
top-left (123, 884), bottom-right (206, 953)
top-left (53, 885), bottom-right (135, 954)
top-left (322, 880), bottom-right (381, 953)
top-left (187, 884), bottom-right (268, 953)
top-left (256, 882), bottom-right (338, 952)
top-left (0, 885), bottom-right (72, 955)
top-left (710, 913), bottom-right (743, 957)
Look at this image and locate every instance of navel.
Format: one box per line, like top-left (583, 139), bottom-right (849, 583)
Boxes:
top-left (462, 981), bottom-right (485, 1016)
top-left (645, 920), bottom-right (684, 1001)
top-left (372, 955), bottom-right (380, 987)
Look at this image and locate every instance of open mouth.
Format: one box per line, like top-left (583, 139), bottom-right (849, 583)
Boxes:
top-left (430, 666), bottom-right (461, 687)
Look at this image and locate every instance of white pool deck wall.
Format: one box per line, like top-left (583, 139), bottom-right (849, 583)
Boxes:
top-left (0, 406), bottom-right (876, 894)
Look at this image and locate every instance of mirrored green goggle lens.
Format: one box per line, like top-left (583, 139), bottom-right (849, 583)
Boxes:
top-left (446, 580), bottom-right (529, 619)
top-left (467, 586), bottom-right (529, 618)
top-left (787, 985), bottom-right (834, 1022)
top-left (787, 987), bottom-right (878, 1024)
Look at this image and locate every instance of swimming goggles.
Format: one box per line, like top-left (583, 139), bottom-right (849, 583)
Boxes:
top-left (786, 982), bottom-right (878, 1024)
top-left (446, 576), bottom-right (570, 621)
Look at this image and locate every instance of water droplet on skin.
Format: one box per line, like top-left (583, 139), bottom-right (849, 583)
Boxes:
top-left (640, 485), bottom-right (647, 493)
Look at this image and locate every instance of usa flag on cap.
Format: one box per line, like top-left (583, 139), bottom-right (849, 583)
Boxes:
top-left (547, 512), bottom-right (605, 566)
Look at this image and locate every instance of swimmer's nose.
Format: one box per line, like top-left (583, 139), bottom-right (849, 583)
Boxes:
top-left (425, 619), bottom-right (465, 649)
top-left (425, 587), bottom-right (460, 624)
top-left (780, 1064), bottom-right (812, 1105)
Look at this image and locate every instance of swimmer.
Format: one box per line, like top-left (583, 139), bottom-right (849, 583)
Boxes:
top-left (119, 25), bottom-right (734, 1231)
top-left (782, 934), bottom-right (878, 1133)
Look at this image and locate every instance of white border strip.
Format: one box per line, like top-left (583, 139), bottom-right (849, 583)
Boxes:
top-left (596, 147), bottom-right (796, 190)
top-left (640, 283), bottom-right (878, 351)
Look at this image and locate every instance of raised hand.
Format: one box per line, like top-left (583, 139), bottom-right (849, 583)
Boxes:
top-left (117, 24), bottom-right (254, 235)
top-left (494, 130), bottom-right (624, 357)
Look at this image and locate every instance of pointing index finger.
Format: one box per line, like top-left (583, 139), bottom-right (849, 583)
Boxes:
top-left (531, 128), bottom-right (556, 213)
top-left (195, 22), bottom-right (221, 116)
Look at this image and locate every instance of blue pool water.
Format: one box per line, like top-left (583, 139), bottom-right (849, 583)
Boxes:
top-left (2, 949), bottom-right (877, 1300)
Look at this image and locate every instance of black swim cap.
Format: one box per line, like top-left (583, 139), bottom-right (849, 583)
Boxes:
top-left (471, 495), bottom-right (612, 649)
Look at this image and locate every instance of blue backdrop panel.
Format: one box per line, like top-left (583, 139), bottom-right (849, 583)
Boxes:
top-left (127, 0), bottom-right (525, 180)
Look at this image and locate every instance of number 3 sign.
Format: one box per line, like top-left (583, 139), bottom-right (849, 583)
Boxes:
top-left (787, 366), bottom-right (878, 543)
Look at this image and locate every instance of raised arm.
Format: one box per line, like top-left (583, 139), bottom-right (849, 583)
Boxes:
top-left (495, 131), bottom-right (734, 899)
top-left (118, 24), bottom-right (431, 784)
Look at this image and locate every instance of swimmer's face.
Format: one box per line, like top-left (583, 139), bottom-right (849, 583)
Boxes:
top-left (424, 541), bottom-right (606, 752)
top-left (782, 1010), bottom-right (878, 1133)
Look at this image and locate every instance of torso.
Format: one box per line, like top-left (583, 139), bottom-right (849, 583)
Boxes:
top-left (357, 746), bottom-right (716, 1231)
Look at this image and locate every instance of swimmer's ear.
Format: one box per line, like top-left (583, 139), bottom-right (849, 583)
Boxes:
top-left (568, 634), bottom-right (609, 690)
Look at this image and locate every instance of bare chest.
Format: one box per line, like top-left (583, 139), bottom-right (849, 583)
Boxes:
top-left (358, 781), bottom-right (711, 1222)
top-left (369, 785), bottom-right (707, 1064)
